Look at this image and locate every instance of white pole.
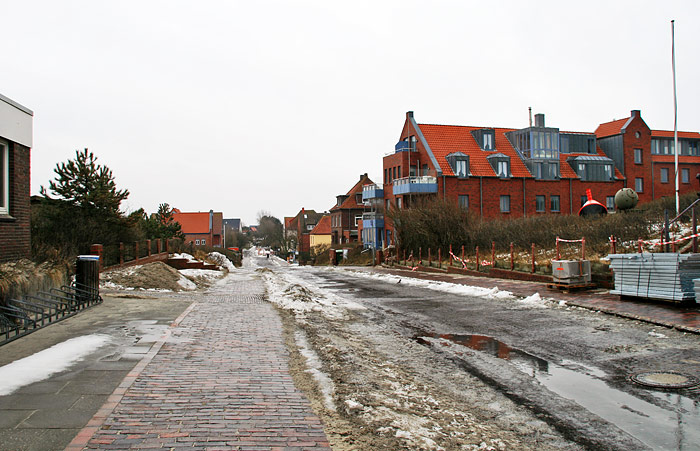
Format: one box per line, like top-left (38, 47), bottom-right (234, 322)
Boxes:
top-left (672, 20), bottom-right (679, 215)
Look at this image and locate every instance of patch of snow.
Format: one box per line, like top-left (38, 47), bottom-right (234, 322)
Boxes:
top-left (0, 334), bottom-right (111, 395)
top-left (295, 330), bottom-right (336, 412)
top-left (177, 274), bottom-right (197, 290)
top-left (648, 330), bottom-right (667, 338)
top-left (516, 292), bottom-right (548, 308)
top-left (345, 399), bottom-right (364, 412)
top-left (170, 252), bottom-right (196, 261)
top-left (207, 251), bottom-right (235, 271)
top-left (179, 268), bottom-right (224, 281)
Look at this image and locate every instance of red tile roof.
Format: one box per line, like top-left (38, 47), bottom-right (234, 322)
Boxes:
top-left (417, 124), bottom-right (532, 178)
top-left (310, 215), bottom-right (331, 235)
top-left (559, 148), bottom-right (625, 180)
top-left (172, 212), bottom-right (211, 234)
top-left (595, 118), bottom-right (629, 138)
top-left (651, 130), bottom-right (700, 139)
top-left (651, 155), bottom-right (700, 164)
top-left (330, 174), bottom-right (373, 211)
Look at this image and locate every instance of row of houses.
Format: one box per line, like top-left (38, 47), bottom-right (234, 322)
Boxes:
top-left (287, 108), bottom-right (700, 256)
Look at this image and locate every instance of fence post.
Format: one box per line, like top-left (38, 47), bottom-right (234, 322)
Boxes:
top-left (510, 242), bottom-right (514, 270)
top-left (156, 239), bottom-right (162, 254)
top-left (638, 238), bottom-right (643, 254)
top-left (419, 247), bottom-right (422, 265)
top-left (119, 242), bottom-right (124, 265)
top-left (476, 246), bottom-right (480, 271)
top-left (134, 242), bottom-right (140, 261)
top-left (556, 236), bottom-right (560, 260)
top-left (428, 248), bottom-right (432, 267)
top-left (491, 241), bottom-right (495, 268)
top-left (610, 236), bottom-right (616, 255)
top-left (531, 243), bottom-right (535, 273)
top-left (438, 248), bottom-right (442, 269)
top-left (461, 245), bottom-right (465, 265)
top-left (403, 249), bottom-right (406, 265)
top-left (90, 244), bottom-right (104, 272)
top-left (449, 244), bottom-right (453, 267)
top-left (147, 239), bottom-right (152, 257)
top-left (581, 237), bottom-right (586, 260)
top-left (165, 239), bottom-right (169, 253)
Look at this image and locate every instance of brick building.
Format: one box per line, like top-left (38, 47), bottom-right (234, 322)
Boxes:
top-left (287, 208), bottom-right (324, 255)
top-left (309, 215), bottom-right (331, 254)
top-left (172, 209), bottom-right (223, 247)
top-left (330, 173), bottom-right (374, 245)
top-left (379, 110), bottom-right (700, 246)
top-left (0, 94), bottom-right (33, 263)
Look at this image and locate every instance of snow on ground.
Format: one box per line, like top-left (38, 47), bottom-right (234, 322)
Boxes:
top-left (170, 252), bottom-right (196, 261)
top-left (0, 334), bottom-right (111, 395)
top-left (207, 252), bottom-right (236, 271)
top-left (295, 330), bottom-right (336, 412)
top-left (179, 268), bottom-right (224, 282)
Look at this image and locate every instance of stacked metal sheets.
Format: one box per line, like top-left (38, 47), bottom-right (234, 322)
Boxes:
top-left (608, 253), bottom-right (700, 302)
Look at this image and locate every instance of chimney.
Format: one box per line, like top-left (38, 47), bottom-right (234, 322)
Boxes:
top-left (534, 113), bottom-right (545, 127)
top-left (361, 173), bottom-right (367, 181)
top-left (631, 109), bottom-right (640, 118)
top-left (209, 210), bottom-right (213, 231)
top-left (407, 111), bottom-right (414, 119)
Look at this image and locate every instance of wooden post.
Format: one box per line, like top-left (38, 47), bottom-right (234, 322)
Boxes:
top-left (531, 243), bottom-right (535, 273)
top-left (694, 209), bottom-right (698, 253)
top-left (134, 242), bottom-right (139, 261)
top-left (491, 241), bottom-right (495, 268)
top-left (165, 239), bottom-right (169, 253)
top-left (156, 239), bottom-right (162, 254)
top-left (119, 242), bottom-right (124, 265)
top-left (449, 244), bottom-right (453, 267)
top-left (428, 248), bottom-right (432, 267)
top-left (461, 245), bottom-right (465, 265)
top-left (147, 239), bottom-right (152, 257)
top-left (438, 248), bottom-right (442, 269)
top-left (419, 247), bottom-right (422, 264)
top-left (403, 249), bottom-right (407, 265)
top-left (476, 246), bottom-right (480, 271)
top-left (581, 237), bottom-right (586, 260)
top-left (510, 242), bottom-right (514, 270)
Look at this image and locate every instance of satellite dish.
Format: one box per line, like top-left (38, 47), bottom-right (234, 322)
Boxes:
top-left (579, 189), bottom-right (608, 216)
top-left (614, 188), bottom-right (639, 210)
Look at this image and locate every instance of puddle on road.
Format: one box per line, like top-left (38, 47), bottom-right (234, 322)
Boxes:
top-left (415, 332), bottom-right (700, 450)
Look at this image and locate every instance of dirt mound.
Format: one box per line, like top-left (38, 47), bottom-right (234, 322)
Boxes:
top-left (101, 261), bottom-right (195, 292)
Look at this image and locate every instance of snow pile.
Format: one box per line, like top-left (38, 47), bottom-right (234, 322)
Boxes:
top-left (101, 261), bottom-right (196, 292)
top-left (515, 292), bottom-right (549, 308)
top-left (0, 334), bottom-right (111, 395)
top-left (170, 252), bottom-right (196, 261)
top-left (179, 268), bottom-right (225, 288)
top-left (207, 251), bottom-right (236, 271)
top-left (261, 269), bottom-right (365, 319)
top-left (648, 330), bottom-right (667, 339)
top-left (296, 331), bottom-right (336, 411)
top-left (340, 269), bottom-right (515, 300)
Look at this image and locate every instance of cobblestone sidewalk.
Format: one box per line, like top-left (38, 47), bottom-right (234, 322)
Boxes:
top-left (68, 275), bottom-right (331, 450)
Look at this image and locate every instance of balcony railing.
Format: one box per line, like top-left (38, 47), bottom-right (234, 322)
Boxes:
top-left (362, 184), bottom-right (384, 201)
top-left (362, 212), bottom-right (384, 229)
top-left (392, 176), bottom-right (438, 195)
top-left (395, 141), bottom-right (417, 153)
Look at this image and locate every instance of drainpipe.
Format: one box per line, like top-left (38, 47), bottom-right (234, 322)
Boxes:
top-left (443, 175), bottom-right (446, 199)
top-left (569, 179), bottom-right (573, 214)
top-left (522, 178), bottom-right (526, 217)
top-left (479, 176), bottom-right (484, 217)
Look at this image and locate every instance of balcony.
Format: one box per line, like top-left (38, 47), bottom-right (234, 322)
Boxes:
top-left (362, 184), bottom-right (384, 202)
top-left (362, 212), bottom-right (384, 228)
top-left (394, 141), bottom-right (417, 153)
top-left (392, 176), bottom-right (438, 195)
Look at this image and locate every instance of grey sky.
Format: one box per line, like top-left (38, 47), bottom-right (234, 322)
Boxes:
top-left (3, 0), bottom-right (698, 225)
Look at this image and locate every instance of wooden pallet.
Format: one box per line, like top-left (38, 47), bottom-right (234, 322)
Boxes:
top-left (547, 281), bottom-right (597, 293)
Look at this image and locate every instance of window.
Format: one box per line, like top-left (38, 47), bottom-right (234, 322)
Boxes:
top-left (682, 168), bottom-right (690, 184)
top-left (483, 133), bottom-right (493, 150)
top-left (0, 141), bottom-right (8, 215)
top-left (581, 195), bottom-right (587, 206)
top-left (455, 159), bottom-right (468, 177)
top-left (396, 197), bottom-right (402, 209)
top-left (487, 154), bottom-right (510, 178)
top-left (354, 215), bottom-right (362, 227)
top-left (606, 196), bottom-right (615, 210)
top-left (195, 239), bottom-right (200, 245)
top-left (634, 148), bottom-right (642, 164)
top-left (447, 153), bottom-right (469, 178)
top-left (535, 195), bottom-right (545, 212)
top-left (635, 177), bottom-right (644, 193)
top-left (201, 239), bottom-right (206, 245)
top-left (398, 166), bottom-right (402, 178)
top-left (458, 195), bottom-right (469, 210)
top-left (661, 167), bottom-right (669, 183)
top-left (386, 199), bottom-right (391, 210)
top-left (410, 165), bottom-right (417, 176)
top-left (393, 167), bottom-right (397, 180)
top-left (384, 168), bottom-right (388, 184)
top-left (550, 195), bottom-right (560, 212)
top-left (355, 193), bottom-right (362, 204)
top-left (497, 160), bottom-right (508, 177)
top-left (500, 195), bottom-right (510, 213)
top-left (422, 164), bottom-right (429, 176)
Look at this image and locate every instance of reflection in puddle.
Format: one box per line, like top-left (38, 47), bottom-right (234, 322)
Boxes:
top-left (415, 332), bottom-right (700, 450)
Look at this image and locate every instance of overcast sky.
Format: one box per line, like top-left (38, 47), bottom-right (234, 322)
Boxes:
top-left (3, 0), bottom-right (699, 225)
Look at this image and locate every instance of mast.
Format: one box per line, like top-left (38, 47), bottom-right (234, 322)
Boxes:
top-left (672, 20), bottom-right (679, 215)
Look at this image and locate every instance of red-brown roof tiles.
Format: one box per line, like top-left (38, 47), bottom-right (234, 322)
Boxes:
top-left (595, 118), bottom-right (629, 138)
top-left (310, 216), bottom-right (331, 235)
top-left (172, 212), bottom-right (211, 234)
top-left (651, 130), bottom-right (700, 139)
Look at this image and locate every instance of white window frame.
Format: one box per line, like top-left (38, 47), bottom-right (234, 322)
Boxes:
top-left (682, 168), bottom-right (690, 184)
top-left (354, 215), bottom-right (362, 226)
top-left (497, 160), bottom-right (509, 177)
top-left (455, 159), bottom-right (468, 177)
top-left (0, 141), bottom-right (8, 215)
top-left (483, 133), bottom-right (493, 150)
top-left (635, 177), bottom-right (644, 193)
top-left (195, 239), bottom-right (200, 245)
top-left (500, 195), bottom-right (510, 213)
top-left (634, 148), bottom-right (642, 164)
top-left (201, 239), bottom-right (206, 245)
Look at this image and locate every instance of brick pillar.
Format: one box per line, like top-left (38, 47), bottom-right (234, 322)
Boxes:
top-left (134, 242), bottom-right (140, 261)
top-left (90, 244), bottom-right (104, 272)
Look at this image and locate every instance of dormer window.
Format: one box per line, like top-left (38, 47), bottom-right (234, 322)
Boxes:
top-left (487, 153), bottom-right (510, 178)
top-left (471, 129), bottom-right (496, 151)
top-left (446, 152), bottom-right (469, 178)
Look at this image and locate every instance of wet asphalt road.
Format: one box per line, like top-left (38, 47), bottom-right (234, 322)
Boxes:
top-left (285, 264), bottom-right (700, 451)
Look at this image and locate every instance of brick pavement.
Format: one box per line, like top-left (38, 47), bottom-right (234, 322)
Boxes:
top-left (67, 276), bottom-right (331, 451)
top-left (370, 266), bottom-right (700, 334)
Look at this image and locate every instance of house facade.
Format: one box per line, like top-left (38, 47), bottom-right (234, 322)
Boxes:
top-left (330, 173), bottom-right (373, 245)
top-left (288, 208), bottom-right (324, 255)
top-left (309, 215), bottom-right (331, 254)
top-left (172, 209), bottom-right (224, 247)
top-left (0, 94), bottom-right (33, 263)
top-left (379, 110), bottom-right (700, 246)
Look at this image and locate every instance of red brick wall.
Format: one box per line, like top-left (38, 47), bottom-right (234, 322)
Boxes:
top-left (620, 114), bottom-right (653, 202)
top-left (0, 141), bottom-right (31, 262)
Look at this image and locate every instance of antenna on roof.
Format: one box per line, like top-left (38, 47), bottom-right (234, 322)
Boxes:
top-left (528, 107), bottom-right (532, 127)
